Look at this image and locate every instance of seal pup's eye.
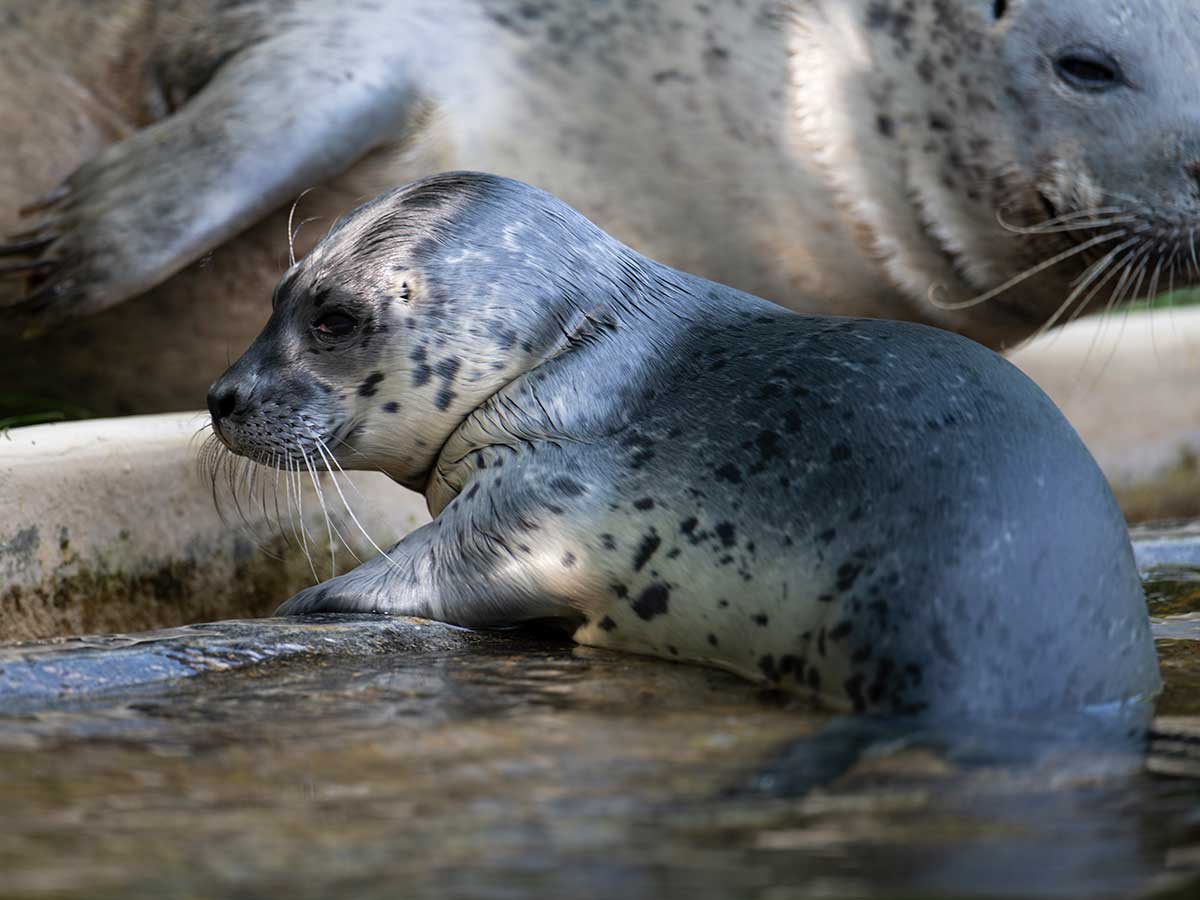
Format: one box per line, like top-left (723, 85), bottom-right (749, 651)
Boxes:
top-left (312, 310), bottom-right (358, 338)
top-left (1054, 47), bottom-right (1124, 92)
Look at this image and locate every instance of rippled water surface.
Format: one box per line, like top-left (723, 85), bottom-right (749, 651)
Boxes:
top-left (1, 529), bottom-right (1199, 900)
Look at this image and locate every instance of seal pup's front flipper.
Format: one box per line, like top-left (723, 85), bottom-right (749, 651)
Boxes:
top-left (274, 469), bottom-right (590, 632)
top-left (3, 14), bottom-right (420, 329)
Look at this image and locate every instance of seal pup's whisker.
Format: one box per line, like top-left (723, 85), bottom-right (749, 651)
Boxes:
top-left (270, 451), bottom-right (288, 541)
top-left (1188, 227), bottom-right (1200, 281)
top-left (930, 229), bottom-right (1127, 312)
top-left (196, 435), bottom-right (285, 560)
top-left (286, 188), bottom-right (317, 269)
top-left (283, 454), bottom-right (320, 584)
top-left (313, 437), bottom-right (396, 569)
top-left (299, 446), bottom-right (338, 579)
top-left (305, 455), bottom-right (366, 569)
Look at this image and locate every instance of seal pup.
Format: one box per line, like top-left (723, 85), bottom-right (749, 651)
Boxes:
top-left (207, 172), bottom-right (1160, 720)
top-left (6, 0), bottom-right (1200, 413)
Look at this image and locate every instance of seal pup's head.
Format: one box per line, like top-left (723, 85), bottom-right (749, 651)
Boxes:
top-left (207, 171), bottom-right (636, 492)
top-left (794, 0), bottom-right (1200, 338)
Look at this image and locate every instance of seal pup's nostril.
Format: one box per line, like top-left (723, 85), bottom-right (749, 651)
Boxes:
top-left (207, 385), bottom-right (239, 424)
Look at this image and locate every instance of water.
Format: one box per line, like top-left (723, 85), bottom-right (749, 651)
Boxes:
top-left (1, 532), bottom-right (1199, 899)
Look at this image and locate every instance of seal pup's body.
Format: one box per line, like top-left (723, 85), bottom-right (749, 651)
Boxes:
top-left (7, 0), bottom-right (1200, 413)
top-left (208, 173), bottom-right (1160, 719)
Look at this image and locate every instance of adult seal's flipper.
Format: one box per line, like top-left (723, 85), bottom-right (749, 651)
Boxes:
top-left (1, 19), bottom-right (419, 329)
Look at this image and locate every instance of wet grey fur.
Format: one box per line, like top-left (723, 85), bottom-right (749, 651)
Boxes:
top-left (209, 172), bottom-right (1160, 719)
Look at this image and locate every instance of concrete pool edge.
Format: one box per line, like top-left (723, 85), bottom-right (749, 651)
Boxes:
top-left (0, 413), bottom-right (428, 643)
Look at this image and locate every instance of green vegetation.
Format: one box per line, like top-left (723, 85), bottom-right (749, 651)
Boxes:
top-left (1126, 287), bottom-right (1200, 312)
top-left (0, 395), bottom-right (92, 431)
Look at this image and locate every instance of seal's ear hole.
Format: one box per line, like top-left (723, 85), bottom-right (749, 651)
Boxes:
top-left (992, 0), bottom-right (1007, 18)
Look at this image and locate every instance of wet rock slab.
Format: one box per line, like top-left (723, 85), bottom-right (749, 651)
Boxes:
top-left (2, 611), bottom-right (1200, 900)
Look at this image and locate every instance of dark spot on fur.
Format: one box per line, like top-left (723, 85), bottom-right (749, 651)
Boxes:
top-left (358, 373), bottom-right (384, 397)
top-left (752, 613), bottom-right (769, 627)
top-left (819, 529), bottom-right (836, 545)
top-left (829, 621), bottom-right (854, 641)
top-left (550, 477), bottom-right (587, 497)
top-left (830, 444), bottom-right (852, 463)
top-left (714, 464), bottom-right (742, 484)
top-left (837, 562), bottom-right (863, 592)
top-left (633, 528), bottom-right (661, 571)
top-left (632, 583), bottom-right (670, 620)
top-left (600, 533), bottom-right (616, 551)
top-left (707, 633), bottom-right (719, 647)
top-left (435, 356), bottom-right (462, 381)
top-left (382, 401), bottom-right (400, 413)
top-left (633, 497), bottom-right (656, 511)
top-left (715, 522), bottom-right (737, 548)
top-left (561, 552), bottom-right (576, 568)
top-left (758, 383), bottom-right (784, 400)
top-left (599, 616), bottom-right (618, 632)
top-left (845, 673), bottom-right (867, 712)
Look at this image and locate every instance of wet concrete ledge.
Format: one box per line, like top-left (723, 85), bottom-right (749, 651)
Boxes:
top-left (0, 615), bottom-right (495, 711)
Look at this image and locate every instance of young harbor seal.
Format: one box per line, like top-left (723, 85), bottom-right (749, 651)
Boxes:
top-left (5, 0), bottom-right (1200, 413)
top-left (207, 172), bottom-right (1160, 720)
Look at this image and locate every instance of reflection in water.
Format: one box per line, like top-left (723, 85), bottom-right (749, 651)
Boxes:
top-left (0, 591), bottom-right (1198, 897)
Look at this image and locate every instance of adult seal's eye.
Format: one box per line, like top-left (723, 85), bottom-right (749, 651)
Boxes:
top-left (1054, 47), bottom-right (1124, 92)
top-left (312, 311), bottom-right (358, 338)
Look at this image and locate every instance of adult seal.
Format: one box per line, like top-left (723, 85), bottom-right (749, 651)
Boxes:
top-left (207, 172), bottom-right (1160, 720)
top-left (5, 0), bottom-right (1200, 413)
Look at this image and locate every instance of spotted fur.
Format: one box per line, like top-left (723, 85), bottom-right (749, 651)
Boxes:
top-left (209, 172), bottom-right (1160, 719)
